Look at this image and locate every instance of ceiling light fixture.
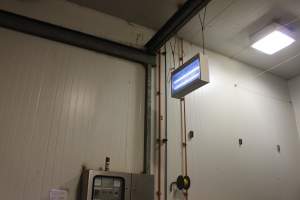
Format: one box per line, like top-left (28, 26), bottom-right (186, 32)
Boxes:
top-left (251, 23), bottom-right (295, 55)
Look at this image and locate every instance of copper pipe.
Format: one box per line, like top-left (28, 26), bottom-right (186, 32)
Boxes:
top-left (181, 38), bottom-right (188, 177)
top-left (177, 37), bottom-right (185, 176)
top-left (180, 99), bottom-right (185, 173)
top-left (164, 44), bottom-right (168, 200)
top-left (175, 38), bottom-right (188, 200)
top-left (178, 39), bottom-right (186, 176)
top-left (183, 99), bottom-right (188, 176)
top-left (180, 38), bottom-right (189, 200)
top-left (157, 50), bottom-right (162, 200)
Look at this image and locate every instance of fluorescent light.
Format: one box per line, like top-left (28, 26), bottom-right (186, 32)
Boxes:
top-left (251, 30), bottom-right (295, 55)
top-left (172, 58), bottom-right (201, 91)
top-left (173, 73), bottom-right (200, 90)
top-left (173, 67), bottom-right (199, 84)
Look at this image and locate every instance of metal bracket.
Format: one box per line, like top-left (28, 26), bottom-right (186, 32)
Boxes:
top-left (145, 0), bottom-right (212, 53)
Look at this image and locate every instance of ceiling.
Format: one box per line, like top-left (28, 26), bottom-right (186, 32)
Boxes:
top-left (69, 0), bottom-right (186, 30)
top-left (179, 0), bottom-right (300, 79)
top-left (69, 0), bottom-right (300, 79)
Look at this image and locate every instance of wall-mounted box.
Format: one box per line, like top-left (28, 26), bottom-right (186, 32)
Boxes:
top-left (81, 170), bottom-right (154, 200)
top-left (171, 54), bottom-right (209, 99)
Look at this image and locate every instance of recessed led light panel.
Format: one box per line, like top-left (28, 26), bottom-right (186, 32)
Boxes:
top-left (251, 28), bottom-right (295, 55)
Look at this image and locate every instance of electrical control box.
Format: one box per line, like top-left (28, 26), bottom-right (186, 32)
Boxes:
top-left (81, 170), bottom-right (154, 200)
top-left (171, 54), bottom-right (209, 99)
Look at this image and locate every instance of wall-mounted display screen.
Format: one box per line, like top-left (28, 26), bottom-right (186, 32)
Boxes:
top-left (171, 54), bottom-right (209, 99)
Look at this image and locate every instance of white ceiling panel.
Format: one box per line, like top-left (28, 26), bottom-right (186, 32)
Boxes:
top-left (68, 0), bottom-right (186, 30)
top-left (179, 0), bottom-right (300, 79)
top-left (68, 0), bottom-right (300, 79)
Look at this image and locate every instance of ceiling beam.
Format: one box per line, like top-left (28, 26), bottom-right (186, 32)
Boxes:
top-left (0, 10), bottom-right (156, 66)
top-left (145, 0), bottom-right (212, 53)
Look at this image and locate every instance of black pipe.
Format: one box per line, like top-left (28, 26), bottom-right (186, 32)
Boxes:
top-left (143, 65), bottom-right (153, 174)
top-left (145, 0), bottom-right (212, 53)
top-left (0, 10), bottom-right (156, 65)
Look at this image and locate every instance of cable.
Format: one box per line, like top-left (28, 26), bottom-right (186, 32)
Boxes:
top-left (168, 39), bottom-right (177, 83)
top-left (190, 0), bottom-right (237, 41)
top-left (170, 38), bottom-right (177, 68)
top-left (198, 6), bottom-right (207, 54)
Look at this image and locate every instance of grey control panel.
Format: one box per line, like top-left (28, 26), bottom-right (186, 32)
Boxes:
top-left (93, 176), bottom-right (123, 200)
top-left (82, 170), bottom-right (154, 200)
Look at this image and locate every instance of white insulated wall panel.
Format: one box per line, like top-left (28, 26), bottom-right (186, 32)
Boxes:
top-left (289, 76), bottom-right (300, 135)
top-left (164, 39), bottom-right (300, 200)
top-left (0, 28), bottom-right (145, 200)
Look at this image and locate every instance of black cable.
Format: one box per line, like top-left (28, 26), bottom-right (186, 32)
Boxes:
top-left (203, 6), bottom-right (207, 54)
top-left (169, 38), bottom-right (177, 68)
top-left (198, 6), bottom-right (207, 55)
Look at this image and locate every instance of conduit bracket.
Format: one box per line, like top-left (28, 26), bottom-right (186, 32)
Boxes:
top-left (162, 139), bottom-right (168, 144)
top-left (156, 139), bottom-right (168, 144)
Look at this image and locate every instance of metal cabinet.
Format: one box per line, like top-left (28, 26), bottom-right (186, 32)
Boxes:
top-left (82, 170), bottom-right (154, 200)
top-left (131, 174), bottom-right (154, 200)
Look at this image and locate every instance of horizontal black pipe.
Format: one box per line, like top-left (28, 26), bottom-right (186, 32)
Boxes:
top-left (145, 0), bottom-right (211, 53)
top-left (0, 9), bottom-right (156, 65)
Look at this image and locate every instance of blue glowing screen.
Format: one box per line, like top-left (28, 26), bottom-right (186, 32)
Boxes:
top-left (172, 57), bottom-right (201, 94)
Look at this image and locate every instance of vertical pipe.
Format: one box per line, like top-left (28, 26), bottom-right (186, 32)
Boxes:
top-left (157, 51), bottom-right (162, 200)
top-left (164, 45), bottom-right (168, 200)
top-left (181, 39), bottom-right (188, 177)
top-left (180, 38), bottom-right (189, 200)
top-left (144, 64), bottom-right (152, 174)
top-left (178, 38), bottom-right (185, 177)
top-left (179, 39), bottom-right (185, 176)
top-left (183, 101), bottom-right (188, 176)
top-left (180, 99), bottom-right (185, 173)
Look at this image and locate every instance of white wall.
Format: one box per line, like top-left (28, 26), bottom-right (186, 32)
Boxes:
top-left (163, 39), bottom-right (300, 200)
top-left (0, 27), bottom-right (145, 199)
top-left (0, 1), bottom-right (155, 200)
top-left (1, 1), bottom-right (300, 200)
top-left (289, 76), bottom-right (300, 135)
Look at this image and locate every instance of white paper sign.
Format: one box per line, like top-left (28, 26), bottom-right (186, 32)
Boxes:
top-left (50, 189), bottom-right (68, 200)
